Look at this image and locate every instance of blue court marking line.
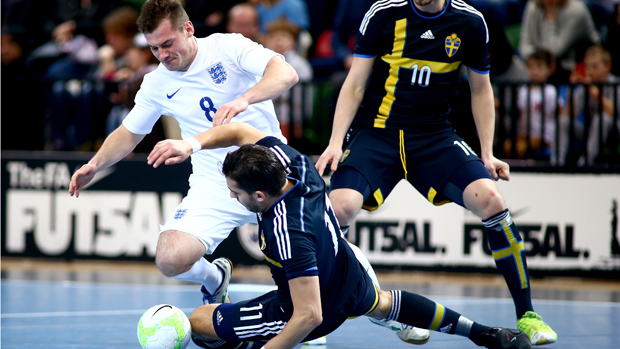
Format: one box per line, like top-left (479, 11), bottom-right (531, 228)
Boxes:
top-left (3, 279), bottom-right (619, 320)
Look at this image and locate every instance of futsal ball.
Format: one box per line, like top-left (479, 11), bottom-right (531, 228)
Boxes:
top-left (137, 304), bottom-right (191, 349)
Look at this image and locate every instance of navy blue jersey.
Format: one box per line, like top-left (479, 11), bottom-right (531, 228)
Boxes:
top-left (353, 0), bottom-right (490, 131)
top-left (254, 137), bottom-right (366, 319)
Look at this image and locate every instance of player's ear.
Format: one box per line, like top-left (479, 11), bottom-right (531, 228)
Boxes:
top-left (184, 21), bottom-right (194, 37)
top-left (254, 191), bottom-right (267, 202)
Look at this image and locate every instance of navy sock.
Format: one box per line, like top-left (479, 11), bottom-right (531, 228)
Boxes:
top-left (387, 290), bottom-right (461, 334)
top-left (483, 209), bottom-right (533, 318)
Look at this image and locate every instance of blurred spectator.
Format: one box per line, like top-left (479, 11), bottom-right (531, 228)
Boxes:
top-left (1, 31), bottom-right (46, 150)
top-left (603, 2), bottom-right (620, 77)
top-left (308, 0), bottom-right (374, 78)
top-left (486, 13), bottom-right (527, 83)
top-left (510, 49), bottom-right (567, 163)
top-left (105, 33), bottom-right (164, 152)
top-left (106, 33), bottom-right (158, 135)
top-left (250, 0), bottom-right (309, 34)
top-left (97, 6), bottom-right (140, 81)
top-left (568, 45), bottom-right (620, 165)
top-left (520, 0), bottom-right (600, 83)
top-left (44, 6), bottom-right (140, 151)
top-left (263, 18), bottom-right (313, 141)
top-left (183, 0), bottom-right (245, 38)
top-left (226, 2), bottom-right (262, 43)
top-left (34, 0), bottom-right (121, 50)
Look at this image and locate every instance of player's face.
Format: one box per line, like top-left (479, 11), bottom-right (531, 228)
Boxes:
top-left (226, 178), bottom-right (264, 213)
top-left (145, 19), bottom-right (196, 72)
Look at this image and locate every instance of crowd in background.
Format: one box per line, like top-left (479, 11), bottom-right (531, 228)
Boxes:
top-left (1, 0), bottom-right (620, 167)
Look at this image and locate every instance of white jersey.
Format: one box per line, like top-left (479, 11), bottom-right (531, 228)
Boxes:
top-left (122, 33), bottom-right (287, 252)
top-left (123, 33), bottom-right (286, 182)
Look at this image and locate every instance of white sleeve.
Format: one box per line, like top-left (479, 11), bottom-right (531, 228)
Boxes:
top-left (122, 83), bottom-right (161, 135)
top-left (220, 33), bottom-right (283, 77)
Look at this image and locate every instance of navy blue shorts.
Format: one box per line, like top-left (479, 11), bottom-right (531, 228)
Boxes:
top-left (331, 127), bottom-right (492, 210)
top-left (212, 267), bottom-right (379, 345)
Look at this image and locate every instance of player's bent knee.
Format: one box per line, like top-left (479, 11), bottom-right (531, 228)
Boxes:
top-left (329, 189), bottom-right (364, 225)
top-left (189, 305), bottom-right (220, 340)
top-left (464, 180), bottom-right (506, 218)
top-left (156, 230), bottom-right (205, 276)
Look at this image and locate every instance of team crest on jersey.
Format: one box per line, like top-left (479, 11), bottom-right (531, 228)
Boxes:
top-left (445, 33), bottom-right (461, 57)
top-left (208, 62), bottom-right (228, 84)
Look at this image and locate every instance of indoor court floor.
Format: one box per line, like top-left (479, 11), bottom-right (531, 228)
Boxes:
top-left (1, 258), bottom-right (619, 348)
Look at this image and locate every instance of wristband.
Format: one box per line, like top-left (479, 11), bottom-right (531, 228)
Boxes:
top-left (186, 137), bottom-right (201, 153)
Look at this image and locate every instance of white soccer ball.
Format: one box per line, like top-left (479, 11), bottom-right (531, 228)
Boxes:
top-left (137, 304), bottom-right (192, 349)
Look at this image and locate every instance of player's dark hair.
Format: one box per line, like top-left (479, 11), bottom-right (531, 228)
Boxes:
top-left (137, 0), bottom-right (189, 34)
top-left (222, 144), bottom-right (287, 197)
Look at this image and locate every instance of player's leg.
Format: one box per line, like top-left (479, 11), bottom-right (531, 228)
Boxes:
top-left (461, 177), bottom-right (557, 345)
top-left (328, 128), bottom-right (402, 233)
top-left (349, 241), bottom-right (431, 344)
top-left (156, 178), bottom-right (256, 304)
top-left (189, 304), bottom-right (262, 349)
top-left (367, 289), bottom-right (531, 349)
top-left (192, 291), bottom-right (294, 348)
top-left (407, 130), bottom-right (556, 345)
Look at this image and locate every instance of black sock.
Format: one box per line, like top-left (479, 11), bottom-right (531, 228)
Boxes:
top-left (468, 322), bottom-right (493, 347)
top-left (387, 290), bottom-right (461, 334)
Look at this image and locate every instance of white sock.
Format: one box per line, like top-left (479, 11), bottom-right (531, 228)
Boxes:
top-left (172, 257), bottom-right (223, 293)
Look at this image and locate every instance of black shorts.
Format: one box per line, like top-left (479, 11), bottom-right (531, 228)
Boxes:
top-left (212, 268), bottom-right (379, 345)
top-left (332, 127), bottom-right (492, 210)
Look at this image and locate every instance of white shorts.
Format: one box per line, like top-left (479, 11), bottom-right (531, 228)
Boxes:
top-left (159, 175), bottom-right (256, 254)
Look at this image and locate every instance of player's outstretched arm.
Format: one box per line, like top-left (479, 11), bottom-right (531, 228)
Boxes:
top-left (315, 56), bottom-right (374, 175)
top-left (147, 123), bottom-right (269, 168)
top-left (467, 68), bottom-right (510, 181)
top-left (262, 276), bottom-right (322, 349)
top-left (212, 56), bottom-right (299, 126)
top-left (69, 125), bottom-right (145, 197)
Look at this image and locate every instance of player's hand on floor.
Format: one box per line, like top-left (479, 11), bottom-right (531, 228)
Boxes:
top-left (316, 145), bottom-right (343, 176)
top-left (148, 139), bottom-right (192, 168)
top-left (69, 163), bottom-right (97, 198)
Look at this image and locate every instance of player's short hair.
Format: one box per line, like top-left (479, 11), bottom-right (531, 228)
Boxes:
top-left (137, 0), bottom-right (189, 34)
top-left (222, 144), bottom-right (287, 197)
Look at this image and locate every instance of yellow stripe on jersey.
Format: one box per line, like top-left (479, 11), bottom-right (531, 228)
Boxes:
top-left (376, 18), bottom-right (407, 128)
top-left (429, 303), bottom-right (446, 331)
top-left (264, 254), bottom-right (282, 268)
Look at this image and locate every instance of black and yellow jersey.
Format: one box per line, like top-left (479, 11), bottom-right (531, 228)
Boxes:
top-left (353, 0), bottom-right (490, 131)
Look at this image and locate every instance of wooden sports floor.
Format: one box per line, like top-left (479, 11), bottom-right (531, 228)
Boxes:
top-left (2, 257), bottom-right (619, 348)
